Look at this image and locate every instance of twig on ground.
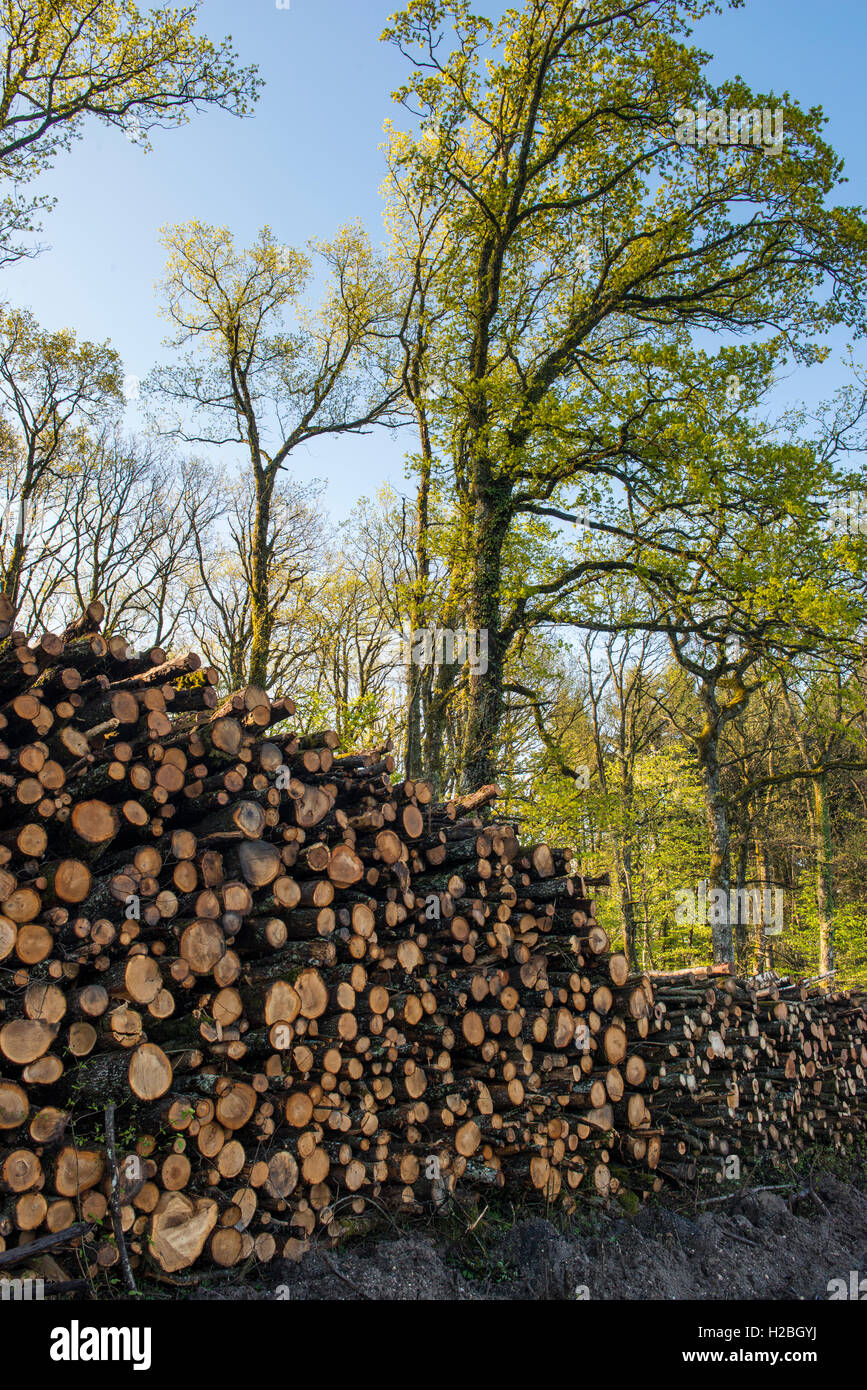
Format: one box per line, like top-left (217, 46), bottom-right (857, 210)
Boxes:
top-left (321, 1251), bottom-right (371, 1300)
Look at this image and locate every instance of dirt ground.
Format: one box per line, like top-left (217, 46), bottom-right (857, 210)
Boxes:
top-left (185, 1161), bottom-right (867, 1302)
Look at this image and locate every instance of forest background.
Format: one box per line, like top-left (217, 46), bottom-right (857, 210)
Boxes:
top-left (2, 0), bottom-right (867, 987)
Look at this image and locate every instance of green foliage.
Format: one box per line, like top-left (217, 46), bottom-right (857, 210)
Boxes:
top-left (0, 0), bottom-right (261, 263)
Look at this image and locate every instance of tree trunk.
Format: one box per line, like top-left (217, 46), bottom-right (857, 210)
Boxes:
top-left (612, 763), bottom-right (637, 965)
top-left (405, 397), bottom-right (433, 782)
top-left (459, 481), bottom-right (508, 792)
top-left (778, 681), bottom-right (836, 982)
top-left (405, 662), bottom-right (423, 781)
top-left (810, 773), bottom-right (835, 978)
top-left (733, 829), bottom-right (750, 969)
top-left (754, 832), bottom-right (774, 973)
top-left (248, 470), bottom-right (275, 690)
top-left (423, 660), bottom-right (458, 795)
top-left (612, 840), bottom-right (637, 966)
top-left (2, 478), bottom-right (35, 607)
top-left (695, 720), bottom-right (733, 965)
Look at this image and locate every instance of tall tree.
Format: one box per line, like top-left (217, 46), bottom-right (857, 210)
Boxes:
top-left (187, 470), bottom-right (325, 693)
top-left (383, 0), bottom-right (867, 791)
top-left (0, 306), bottom-right (121, 604)
top-left (507, 578), bottom-right (668, 964)
top-left (1, 423), bottom-right (217, 642)
top-left (150, 221), bottom-right (402, 688)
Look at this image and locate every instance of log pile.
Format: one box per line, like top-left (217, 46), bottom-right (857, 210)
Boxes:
top-left (0, 603), bottom-right (648, 1274)
top-left (634, 967), bottom-right (867, 1186)
top-left (0, 600), bottom-right (864, 1280)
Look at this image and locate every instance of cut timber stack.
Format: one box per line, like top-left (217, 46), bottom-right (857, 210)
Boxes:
top-left (635, 967), bottom-right (867, 1185)
top-left (0, 599), bottom-right (864, 1280)
top-left (0, 600), bottom-right (649, 1275)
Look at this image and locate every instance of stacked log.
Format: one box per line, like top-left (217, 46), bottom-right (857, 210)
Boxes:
top-left (0, 599), bottom-right (864, 1280)
top-left (633, 966), bottom-right (867, 1186)
top-left (0, 603), bottom-right (654, 1275)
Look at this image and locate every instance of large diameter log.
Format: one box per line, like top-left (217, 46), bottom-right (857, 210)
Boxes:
top-left (584, 1104), bottom-right (615, 1131)
top-left (24, 983), bottom-right (66, 1024)
top-left (295, 968), bottom-right (328, 1019)
top-left (28, 1107), bottom-right (68, 1145)
top-left (70, 800), bottom-right (119, 848)
top-left (54, 1146), bottom-right (105, 1197)
top-left (0, 1019), bottom-right (57, 1064)
top-left (295, 785), bottom-right (334, 828)
top-left (236, 839), bottom-right (281, 887)
top-left (128, 1044), bottom-right (173, 1101)
top-left (42, 859), bottom-right (92, 904)
top-left (240, 979), bottom-right (301, 1027)
top-left (263, 1151), bottom-right (298, 1200)
top-left (198, 800), bottom-right (265, 840)
top-left (103, 955), bottom-right (163, 1005)
top-left (215, 1083), bottom-right (256, 1131)
top-left (149, 1191), bottom-right (218, 1273)
top-left (0, 915), bottom-right (17, 962)
top-left (0, 887), bottom-right (41, 923)
top-left (62, 601), bottom-right (105, 640)
top-left (603, 1024), bottom-right (628, 1065)
top-left (327, 844), bottom-right (364, 889)
top-left (195, 718), bottom-right (243, 761)
top-left (0, 1082), bottom-right (28, 1130)
top-left (256, 876), bottom-right (301, 912)
top-left (179, 919), bottom-right (226, 975)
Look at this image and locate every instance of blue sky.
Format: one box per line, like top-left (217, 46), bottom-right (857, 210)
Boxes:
top-left (4, 0), bottom-right (866, 519)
